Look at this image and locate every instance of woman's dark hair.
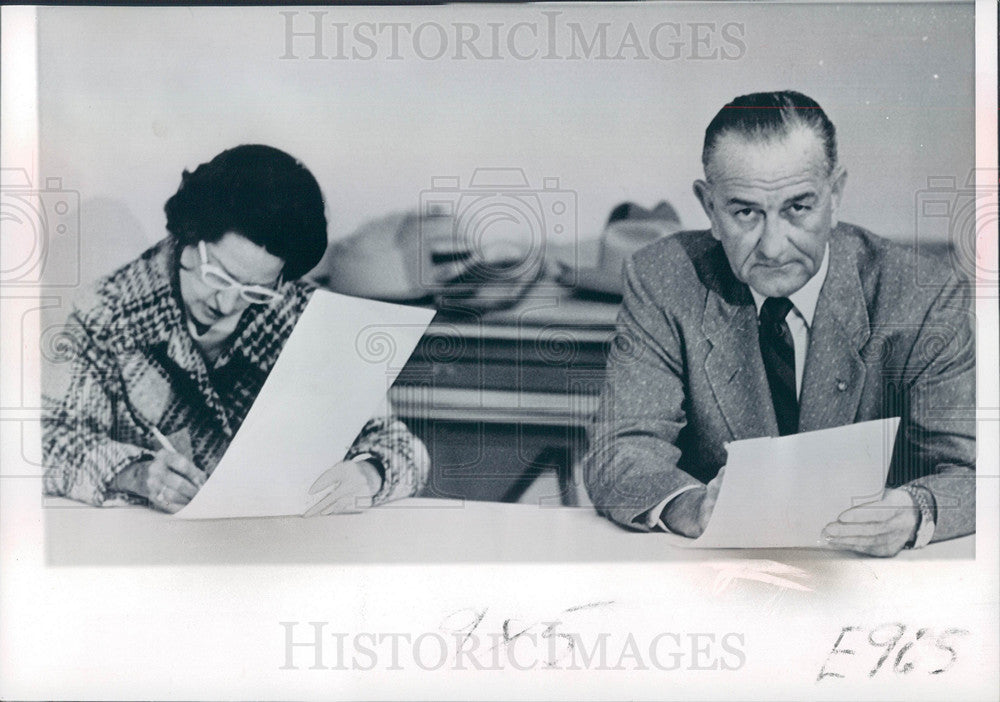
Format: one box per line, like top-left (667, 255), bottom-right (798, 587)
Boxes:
top-left (702, 91), bottom-right (838, 177)
top-left (164, 144), bottom-right (327, 279)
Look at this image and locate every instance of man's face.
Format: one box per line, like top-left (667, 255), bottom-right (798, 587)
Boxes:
top-left (178, 231), bottom-right (284, 329)
top-left (693, 126), bottom-right (846, 298)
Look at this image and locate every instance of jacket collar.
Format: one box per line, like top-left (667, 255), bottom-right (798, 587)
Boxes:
top-left (104, 237), bottom-right (185, 352)
top-left (108, 237), bottom-right (302, 374)
top-left (105, 238), bottom-right (232, 432)
top-left (700, 239), bottom-right (778, 440)
top-left (797, 227), bottom-right (869, 432)
top-left (106, 237), bottom-right (311, 436)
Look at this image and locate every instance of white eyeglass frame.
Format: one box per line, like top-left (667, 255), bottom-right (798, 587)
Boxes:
top-left (195, 240), bottom-right (284, 304)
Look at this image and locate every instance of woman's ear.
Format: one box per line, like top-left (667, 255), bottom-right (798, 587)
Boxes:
top-left (177, 240), bottom-right (195, 268)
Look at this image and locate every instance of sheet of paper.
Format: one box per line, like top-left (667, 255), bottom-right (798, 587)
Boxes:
top-left (176, 290), bottom-right (434, 519)
top-left (663, 417), bottom-right (901, 548)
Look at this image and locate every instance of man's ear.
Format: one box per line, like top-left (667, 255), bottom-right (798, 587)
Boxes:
top-left (829, 167), bottom-right (848, 227)
top-left (693, 180), bottom-right (719, 237)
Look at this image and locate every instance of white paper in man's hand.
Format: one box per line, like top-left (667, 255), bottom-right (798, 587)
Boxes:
top-left (176, 290), bottom-right (435, 519)
top-left (664, 417), bottom-right (902, 548)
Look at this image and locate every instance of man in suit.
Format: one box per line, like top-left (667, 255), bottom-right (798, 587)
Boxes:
top-left (583, 91), bottom-right (975, 556)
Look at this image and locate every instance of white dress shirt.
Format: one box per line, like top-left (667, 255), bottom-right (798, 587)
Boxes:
top-left (747, 245), bottom-right (830, 399)
top-left (646, 245), bottom-right (831, 531)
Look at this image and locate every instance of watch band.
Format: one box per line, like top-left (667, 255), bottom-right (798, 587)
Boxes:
top-left (901, 485), bottom-right (936, 549)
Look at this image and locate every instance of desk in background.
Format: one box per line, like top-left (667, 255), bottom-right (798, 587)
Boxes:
top-left (390, 288), bottom-right (620, 504)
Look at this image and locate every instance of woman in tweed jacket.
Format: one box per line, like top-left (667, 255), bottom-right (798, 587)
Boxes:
top-left (43, 145), bottom-right (429, 514)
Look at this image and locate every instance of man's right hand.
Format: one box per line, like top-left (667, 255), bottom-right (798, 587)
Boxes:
top-left (661, 468), bottom-right (725, 537)
top-left (114, 449), bottom-right (206, 514)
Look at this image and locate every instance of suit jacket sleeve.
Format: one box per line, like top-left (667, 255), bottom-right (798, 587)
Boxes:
top-left (42, 310), bottom-right (153, 506)
top-left (583, 258), bottom-right (704, 530)
top-left (897, 272), bottom-right (976, 542)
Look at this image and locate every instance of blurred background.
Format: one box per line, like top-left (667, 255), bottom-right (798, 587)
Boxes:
top-left (35, 4), bottom-right (973, 273)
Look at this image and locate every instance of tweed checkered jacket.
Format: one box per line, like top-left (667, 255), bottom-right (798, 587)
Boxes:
top-left (42, 236), bottom-right (429, 507)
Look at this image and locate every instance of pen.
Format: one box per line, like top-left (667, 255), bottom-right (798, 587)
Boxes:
top-left (149, 424), bottom-right (178, 454)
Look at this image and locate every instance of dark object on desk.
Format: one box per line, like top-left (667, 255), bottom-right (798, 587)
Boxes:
top-left (311, 209), bottom-right (546, 312)
top-left (553, 200), bottom-right (683, 298)
top-left (430, 249), bottom-right (546, 313)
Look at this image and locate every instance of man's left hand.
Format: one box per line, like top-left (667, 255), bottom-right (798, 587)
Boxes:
top-left (304, 460), bottom-right (383, 517)
top-left (821, 488), bottom-right (919, 557)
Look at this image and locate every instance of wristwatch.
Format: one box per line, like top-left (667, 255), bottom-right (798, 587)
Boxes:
top-left (901, 485), bottom-right (936, 549)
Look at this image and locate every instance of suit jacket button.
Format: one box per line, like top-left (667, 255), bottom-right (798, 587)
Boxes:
top-left (836, 380), bottom-right (848, 391)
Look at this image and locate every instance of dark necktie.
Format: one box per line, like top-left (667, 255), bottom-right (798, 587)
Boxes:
top-left (758, 297), bottom-right (798, 435)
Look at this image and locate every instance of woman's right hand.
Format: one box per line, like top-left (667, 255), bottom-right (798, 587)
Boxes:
top-left (117, 449), bottom-right (206, 513)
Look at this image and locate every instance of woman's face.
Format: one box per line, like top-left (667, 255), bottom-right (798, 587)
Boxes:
top-left (178, 232), bottom-right (284, 329)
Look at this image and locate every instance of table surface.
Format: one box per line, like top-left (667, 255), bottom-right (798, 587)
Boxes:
top-left (44, 497), bottom-right (974, 566)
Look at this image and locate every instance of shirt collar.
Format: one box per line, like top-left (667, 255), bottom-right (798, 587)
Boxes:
top-left (748, 244), bottom-right (829, 327)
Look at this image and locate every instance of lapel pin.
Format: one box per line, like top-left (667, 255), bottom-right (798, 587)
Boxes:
top-left (836, 379), bottom-right (848, 391)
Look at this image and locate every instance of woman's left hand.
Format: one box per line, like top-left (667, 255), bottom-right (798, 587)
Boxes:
top-left (304, 459), bottom-right (383, 516)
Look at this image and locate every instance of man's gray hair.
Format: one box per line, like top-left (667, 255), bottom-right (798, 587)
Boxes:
top-left (702, 91), bottom-right (838, 177)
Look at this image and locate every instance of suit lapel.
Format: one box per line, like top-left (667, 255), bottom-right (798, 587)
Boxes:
top-left (703, 284), bottom-right (779, 440)
top-left (798, 233), bottom-right (869, 432)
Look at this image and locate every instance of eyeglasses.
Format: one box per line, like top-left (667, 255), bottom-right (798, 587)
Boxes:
top-left (194, 240), bottom-right (284, 304)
